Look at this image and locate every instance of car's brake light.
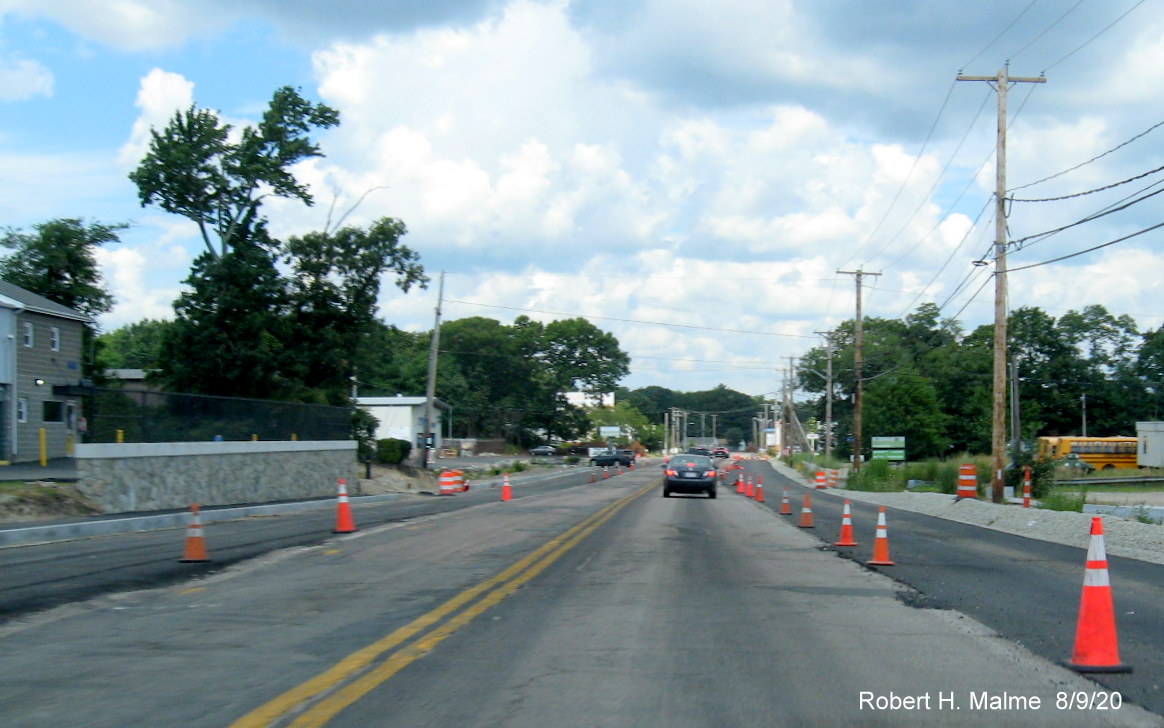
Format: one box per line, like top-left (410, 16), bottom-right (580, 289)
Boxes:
top-left (704, 471), bottom-right (716, 478)
top-left (665, 469), bottom-right (677, 476)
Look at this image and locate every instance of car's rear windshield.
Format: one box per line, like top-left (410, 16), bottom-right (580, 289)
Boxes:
top-left (675, 456), bottom-right (712, 468)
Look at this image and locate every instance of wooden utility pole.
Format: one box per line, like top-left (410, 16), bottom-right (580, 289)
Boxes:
top-left (957, 65), bottom-right (1045, 503)
top-left (422, 271), bottom-right (446, 470)
top-left (814, 330), bottom-right (835, 461)
top-left (836, 269), bottom-right (881, 471)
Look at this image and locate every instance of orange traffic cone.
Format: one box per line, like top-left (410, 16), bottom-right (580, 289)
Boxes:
top-left (867, 506), bottom-right (895, 565)
top-left (755, 482), bottom-right (765, 503)
top-left (745, 476), bottom-right (755, 498)
top-left (179, 503), bottom-right (210, 562)
top-left (834, 499), bottom-right (858, 547)
top-left (501, 473), bottom-right (513, 502)
top-left (779, 487), bottom-right (792, 515)
top-left (815, 470), bottom-right (827, 489)
top-left (736, 473), bottom-right (745, 494)
top-left (1067, 517), bottom-right (1131, 673)
top-left (798, 492), bottom-right (815, 528)
top-left (588, 471), bottom-right (597, 484)
top-left (1023, 466), bottom-right (1032, 508)
top-left (602, 466), bottom-right (610, 480)
top-left (333, 478), bottom-right (357, 534)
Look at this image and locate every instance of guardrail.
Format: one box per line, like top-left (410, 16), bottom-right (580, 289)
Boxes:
top-left (1054, 476), bottom-right (1164, 487)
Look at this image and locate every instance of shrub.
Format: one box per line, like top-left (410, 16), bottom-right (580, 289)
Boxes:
top-left (1038, 487), bottom-right (1087, 513)
top-left (376, 438), bottom-right (412, 465)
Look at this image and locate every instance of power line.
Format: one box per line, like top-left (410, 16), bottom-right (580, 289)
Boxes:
top-left (1042, 0), bottom-right (1149, 73)
top-left (1009, 0), bottom-right (1086, 61)
top-left (1008, 221), bottom-right (1164, 272)
top-left (1012, 162), bottom-right (1164, 203)
top-left (1011, 117), bottom-right (1164, 192)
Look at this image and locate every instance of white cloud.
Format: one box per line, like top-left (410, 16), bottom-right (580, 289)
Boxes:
top-left (0, 55), bottom-right (52, 100)
top-left (117, 68), bottom-right (195, 167)
top-left (0, 0), bottom-right (235, 51)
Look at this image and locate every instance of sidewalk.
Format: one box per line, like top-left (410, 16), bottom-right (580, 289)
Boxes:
top-left (0, 458), bottom-right (78, 482)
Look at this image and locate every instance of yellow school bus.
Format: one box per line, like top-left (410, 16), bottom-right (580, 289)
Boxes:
top-left (1036, 436), bottom-right (1138, 470)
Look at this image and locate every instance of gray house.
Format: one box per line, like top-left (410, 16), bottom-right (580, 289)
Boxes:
top-left (0, 281), bottom-right (89, 463)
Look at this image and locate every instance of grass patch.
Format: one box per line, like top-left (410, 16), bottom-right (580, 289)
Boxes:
top-left (1038, 487), bottom-right (1088, 513)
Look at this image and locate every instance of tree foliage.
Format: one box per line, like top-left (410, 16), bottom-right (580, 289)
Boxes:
top-left (796, 302), bottom-right (1158, 463)
top-left (129, 87), bottom-right (339, 257)
top-left (128, 86), bottom-right (425, 405)
top-left (0, 218), bottom-right (120, 319)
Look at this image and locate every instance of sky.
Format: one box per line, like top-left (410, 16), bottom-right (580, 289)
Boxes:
top-left (1, 0), bottom-right (1161, 400)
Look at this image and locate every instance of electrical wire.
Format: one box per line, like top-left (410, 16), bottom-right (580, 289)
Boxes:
top-left (1010, 182), bottom-right (1164, 249)
top-left (1008, 221), bottom-right (1164, 272)
top-left (1042, 0), bottom-right (1149, 73)
top-left (960, 0), bottom-right (1039, 71)
top-left (1011, 118), bottom-right (1164, 192)
top-left (1012, 162), bottom-right (1164, 203)
top-left (1009, 0), bottom-right (1086, 61)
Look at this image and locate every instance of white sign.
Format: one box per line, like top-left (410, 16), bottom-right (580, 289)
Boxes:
top-left (599, 426), bottom-right (621, 438)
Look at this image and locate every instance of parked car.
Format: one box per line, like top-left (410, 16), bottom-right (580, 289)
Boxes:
top-left (663, 454), bottom-right (717, 498)
top-left (618, 449), bottom-right (636, 466)
top-left (529, 445), bottom-right (557, 456)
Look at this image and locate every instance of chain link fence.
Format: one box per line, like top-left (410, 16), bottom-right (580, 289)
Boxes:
top-left (81, 388), bottom-right (351, 444)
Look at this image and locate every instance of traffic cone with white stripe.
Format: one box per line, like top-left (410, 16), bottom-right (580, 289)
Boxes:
top-left (779, 487), bottom-right (792, 515)
top-left (798, 492), bottom-right (815, 528)
top-left (736, 472), bottom-right (745, 494)
top-left (179, 503), bottom-right (210, 562)
top-left (755, 476), bottom-right (765, 503)
top-left (1023, 466), bottom-right (1032, 508)
top-left (333, 478), bottom-right (357, 534)
top-left (1067, 517), bottom-right (1131, 673)
top-left (501, 473), bottom-right (513, 502)
top-left (745, 475), bottom-right (755, 498)
top-left (867, 506), bottom-right (895, 565)
top-left (834, 499), bottom-right (858, 547)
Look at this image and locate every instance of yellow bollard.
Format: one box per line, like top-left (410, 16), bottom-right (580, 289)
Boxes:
top-left (291, 433), bottom-right (298, 441)
top-left (252, 434), bottom-right (259, 441)
top-left (39, 428), bottom-right (47, 466)
top-left (116, 429), bottom-right (125, 443)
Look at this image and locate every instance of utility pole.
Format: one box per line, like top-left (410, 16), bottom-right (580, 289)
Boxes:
top-left (957, 65), bottom-right (1045, 503)
top-left (814, 330), bottom-right (835, 462)
top-left (836, 269), bottom-right (881, 471)
top-left (422, 271), bottom-right (446, 470)
top-left (663, 409), bottom-right (670, 454)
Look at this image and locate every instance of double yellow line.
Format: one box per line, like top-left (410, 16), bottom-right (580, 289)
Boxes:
top-left (232, 479), bottom-right (657, 728)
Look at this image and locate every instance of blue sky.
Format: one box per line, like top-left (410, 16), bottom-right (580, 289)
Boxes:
top-left (1, 0), bottom-right (1161, 397)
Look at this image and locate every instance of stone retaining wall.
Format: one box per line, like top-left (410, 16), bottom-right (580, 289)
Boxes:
top-left (74, 441), bottom-right (359, 513)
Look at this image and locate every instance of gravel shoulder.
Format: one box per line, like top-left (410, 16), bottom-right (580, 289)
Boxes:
top-left (772, 461), bottom-right (1164, 566)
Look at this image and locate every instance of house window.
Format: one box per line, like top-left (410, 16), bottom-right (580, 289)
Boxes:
top-left (43, 400), bottom-right (65, 423)
top-left (17, 398), bottom-right (27, 423)
top-left (50, 327), bottom-right (61, 352)
top-left (22, 322), bottom-right (33, 347)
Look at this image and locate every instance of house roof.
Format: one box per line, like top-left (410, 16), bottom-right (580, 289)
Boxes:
top-left (0, 281), bottom-right (91, 322)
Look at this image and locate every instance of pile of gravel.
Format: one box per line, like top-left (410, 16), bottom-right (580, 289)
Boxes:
top-left (771, 462), bottom-right (1164, 566)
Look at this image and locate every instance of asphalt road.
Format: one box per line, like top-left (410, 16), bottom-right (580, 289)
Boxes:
top-left (1, 464), bottom-right (1161, 727)
top-left (733, 459), bottom-right (1164, 718)
top-left (0, 466), bottom-right (598, 621)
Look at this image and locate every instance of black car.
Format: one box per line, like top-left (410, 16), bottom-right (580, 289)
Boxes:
top-left (685, 447), bottom-right (713, 457)
top-left (663, 454), bottom-right (717, 498)
top-left (712, 447), bottom-right (730, 458)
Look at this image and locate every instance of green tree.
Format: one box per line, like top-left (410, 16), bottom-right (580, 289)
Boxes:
top-left (0, 218), bottom-right (121, 317)
top-left (1, 218), bottom-right (124, 378)
top-left (97, 319), bottom-right (174, 370)
top-left (130, 87), bottom-right (339, 257)
top-left (284, 218), bottom-right (426, 404)
top-left (156, 241), bottom-right (293, 400)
